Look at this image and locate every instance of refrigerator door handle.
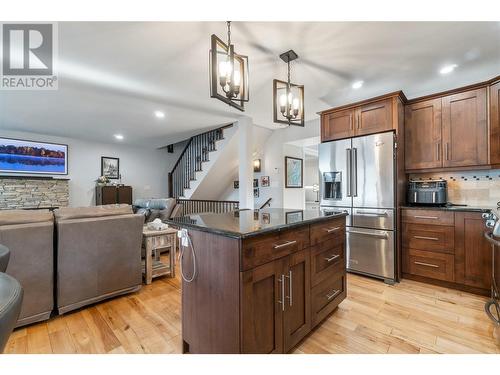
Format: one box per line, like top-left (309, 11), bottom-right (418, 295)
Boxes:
top-left (352, 147), bottom-right (358, 197)
top-left (346, 148), bottom-right (352, 197)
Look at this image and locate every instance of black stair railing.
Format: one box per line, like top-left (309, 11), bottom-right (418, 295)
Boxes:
top-left (168, 124), bottom-right (233, 198)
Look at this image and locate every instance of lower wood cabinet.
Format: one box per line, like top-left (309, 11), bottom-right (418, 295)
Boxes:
top-left (402, 208), bottom-right (492, 294)
top-left (181, 216), bottom-right (347, 354)
top-left (95, 185), bottom-right (132, 205)
top-left (241, 247), bottom-right (311, 353)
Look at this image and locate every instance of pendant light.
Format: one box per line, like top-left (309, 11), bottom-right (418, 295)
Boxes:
top-left (273, 50), bottom-right (304, 127)
top-left (210, 21), bottom-right (249, 112)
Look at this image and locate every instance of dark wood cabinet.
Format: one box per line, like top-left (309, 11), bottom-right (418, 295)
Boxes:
top-left (320, 92), bottom-right (405, 142)
top-left (241, 258), bottom-right (284, 354)
top-left (490, 80), bottom-right (500, 166)
top-left (95, 185), bottom-right (132, 205)
top-left (182, 215), bottom-right (347, 354)
top-left (454, 212), bottom-right (492, 290)
top-left (442, 88), bottom-right (488, 168)
top-left (241, 247), bottom-right (311, 354)
top-left (405, 98), bottom-right (442, 170)
top-left (356, 98), bottom-right (393, 136)
top-left (283, 248), bottom-right (311, 352)
top-left (321, 109), bottom-right (354, 142)
top-left (402, 208), bottom-right (492, 295)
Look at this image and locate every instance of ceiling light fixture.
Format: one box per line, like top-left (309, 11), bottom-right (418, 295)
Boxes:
top-left (439, 64), bottom-right (458, 75)
top-left (114, 134), bottom-right (124, 140)
top-left (154, 110), bottom-right (165, 119)
top-left (273, 50), bottom-right (304, 127)
top-left (352, 80), bottom-right (364, 89)
top-left (209, 21), bottom-right (249, 112)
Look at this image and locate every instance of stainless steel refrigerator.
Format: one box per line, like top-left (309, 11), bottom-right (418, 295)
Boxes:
top-left (319, 131), bottom-right (396, 283)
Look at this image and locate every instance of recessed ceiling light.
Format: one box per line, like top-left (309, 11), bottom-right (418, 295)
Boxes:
top-left (439, 64), bottom-right (458, 75)
top-left (352, 80), bottom-right (364, 89)
top-left (114, 134), bottom-right (124, 140)
top-left (154, 110), bottom-right (165, 119)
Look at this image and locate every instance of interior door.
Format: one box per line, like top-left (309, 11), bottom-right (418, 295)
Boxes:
top-left (352, 131), bottom-right (395, 209)
top-left (241, 258), bottom-right (285, 354)
top-left (442, 88), bottom-right (488, 167)
top-left (404, 98), bottom-right (443, 170)
top-left (319, 139), bottom-right (352, 208)
top-left (283, 248), bottom-right (311, 352)
top-left (321, 109), bottom-right (355, 142)
top-left (355, 98), bottom-right (393, 136)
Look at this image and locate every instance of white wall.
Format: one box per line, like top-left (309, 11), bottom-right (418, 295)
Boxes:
top-left (0, 129), bottom-right (182, 207)
top-left (254, 118), bottom-right (320, 209)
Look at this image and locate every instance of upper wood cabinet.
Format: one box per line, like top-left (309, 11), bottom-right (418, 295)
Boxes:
top-left (320, 93), bottom-right (404, 142)
top-left (356, 98), bottom-right (393, 136)
top-left (490, 80), bottom-right (500, 166)
top-left (405, 86), bottom-right (490, 172)
top-left (321, 109), bottom-right (354, 142)
top-left (405, 98), bottom-right (442, 170)
top-left (441, 88), bottom-right (488, 168)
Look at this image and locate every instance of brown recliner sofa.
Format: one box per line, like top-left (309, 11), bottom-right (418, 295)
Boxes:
top-left (54, 204), bottom-right (144, 314)
top-left (0, 210), bottom-right (54, 327)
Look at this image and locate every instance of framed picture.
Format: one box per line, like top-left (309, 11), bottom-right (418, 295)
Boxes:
top-left (253, 178), bottom-right (259, 188)
top-left (0, 136), bottom-right (68, 175)
top-left (286, 210), bottom-right (303, 224)
top-left (233, 180), bottom-right (239, 189)
top-left (261, 176), bottom-right (270, 187)
top-left (101, 156), bottom-right (120, 179)
top-left (262, 212), bottom-right (271, 224)
top-left (285, 156), bottom-right (303, 188)
top-left (254, 188), bottom-right (259, 198)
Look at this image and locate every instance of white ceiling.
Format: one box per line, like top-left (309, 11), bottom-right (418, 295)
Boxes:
top-left (1, 22), bottom-right (499, 147)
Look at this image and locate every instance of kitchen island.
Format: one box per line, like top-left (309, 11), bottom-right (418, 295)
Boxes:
top-left (165, 208), bottom-right (348, 354)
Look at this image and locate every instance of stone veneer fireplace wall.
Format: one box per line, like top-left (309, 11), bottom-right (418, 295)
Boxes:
top-left (0, 177), bottom-right (69, 209)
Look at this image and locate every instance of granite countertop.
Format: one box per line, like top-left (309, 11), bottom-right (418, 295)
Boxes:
top-left (165, 208), bottom-right (348, 239)
top-left (400, 204), bottom-right (492, 213)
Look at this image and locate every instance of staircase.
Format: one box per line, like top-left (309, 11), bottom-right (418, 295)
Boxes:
top-left (168, 124), bottom-right (235, 199)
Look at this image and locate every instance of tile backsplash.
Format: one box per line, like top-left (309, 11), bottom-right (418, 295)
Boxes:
top-left (409, 169), bottom-right (500, 208)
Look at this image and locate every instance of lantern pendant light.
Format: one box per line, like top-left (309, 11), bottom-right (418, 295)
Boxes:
top-left (210, 21), bottom-right (249, 112)
top-left (273, 50), bottom-right (304, 127)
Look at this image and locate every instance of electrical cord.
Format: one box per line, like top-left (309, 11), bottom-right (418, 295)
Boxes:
top-left (179, 231), bottom-right (197, 283)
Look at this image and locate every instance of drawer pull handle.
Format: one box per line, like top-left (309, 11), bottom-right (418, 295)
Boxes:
top-left (414, 261), bottom-right (439, 268)
top-left (324, 226), bottom-right (341, 233)
top-left (356, 210), bottom-right (388, 217)
top-left (277, 274), bottom-right (285, 311)
top-left (324, 254), bottom-right (340, 263)
top-left (273, 240), bottom-right (297, 249)
top-left (414, 215), bottom-right (438, 220)
top-left (414, 236), bottom-right (439, 241)
top-left (285, 270), bottom-right (293, 307)
top-left (326, 289), bottom-right (341, 300)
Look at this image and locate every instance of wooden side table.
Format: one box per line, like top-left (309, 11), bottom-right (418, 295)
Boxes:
top-left (142, 226), bottom-right (177, 284)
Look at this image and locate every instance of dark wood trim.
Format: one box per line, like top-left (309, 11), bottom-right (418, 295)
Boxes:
top-left (0, 175), bottom-right (70, 181)
top-left (402, 273), bottom-right (489, 296)
top-left (406, 164), bottom-right (493, 174)
top-left (406, 75), bottom-right (500, 105)
top-left (284, 156), bottom-right (303, 188)
top-left (318, 91), bottom-right (407, 115)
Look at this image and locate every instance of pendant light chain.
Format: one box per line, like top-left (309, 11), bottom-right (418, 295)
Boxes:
top-left (227, 21), bottom-right (231, 48)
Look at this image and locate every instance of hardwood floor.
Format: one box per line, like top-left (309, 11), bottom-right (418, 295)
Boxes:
top-left (4, 265), bottom-right (499, 354)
